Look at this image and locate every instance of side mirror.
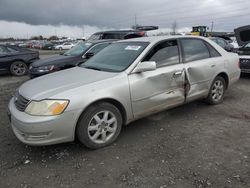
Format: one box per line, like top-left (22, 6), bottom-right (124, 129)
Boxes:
top-left (83, 52), bottom-right (94, 59)
top-left (133, 61), bottom-right (156, 73)
top-left (225, 45), bottom-right (233, 52)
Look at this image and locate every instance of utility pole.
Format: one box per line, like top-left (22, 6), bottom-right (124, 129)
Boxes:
top-left (134, 14), bottom-right (137, 27)
top-left (82, 26), bottom-right (85, 38)
top-left (55, 29), bottom-right (57, 37)
top-left (211, 21), bottom-right (214, 33)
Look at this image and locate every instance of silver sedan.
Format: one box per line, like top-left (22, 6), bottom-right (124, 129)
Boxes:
top-left (8, 36), bottom-right (240, 149)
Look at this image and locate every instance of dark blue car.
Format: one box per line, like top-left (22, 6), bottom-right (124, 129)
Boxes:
top-left (29, 40), bottom-right (115, 78)
top-left (0, 45), bottom-right (39, 76)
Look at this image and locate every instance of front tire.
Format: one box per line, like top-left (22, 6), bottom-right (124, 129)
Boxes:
top-left (10, 61), bottom-right (28, 76)
top-left (205, 76), bottom-right (226, 105)
top-left (76, 102), bottom-right (122, 149)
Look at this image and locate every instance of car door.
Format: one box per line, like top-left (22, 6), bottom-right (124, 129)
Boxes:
top-left (128, 40), bottom-right (185, 118)
top-left (0, 46), bottom-right (12, 71)
top-left (180, 38), bottom-right (222, 102)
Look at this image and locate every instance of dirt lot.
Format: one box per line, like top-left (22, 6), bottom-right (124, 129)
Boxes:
top-left (0, 68), bottom-right (250, 187)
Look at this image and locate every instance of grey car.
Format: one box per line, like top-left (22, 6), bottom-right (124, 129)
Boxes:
top-left (8, 36), bottom-right (240, 149)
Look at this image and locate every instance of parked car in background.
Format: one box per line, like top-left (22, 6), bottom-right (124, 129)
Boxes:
top-left (238, 56), bottom-right (250, 74)
top-left (39, 41), bottom-right (55, 50)
top-left (209, 37), bottom-right (234, 52)
top-left (54, 42), bottom-right (75, 50)
top-left (237, 43), bottom-right (250, 55)
top-left (234, 25), bottom-right (250, 73)
top-left (237, 44), bottom-right (250, 74)
top-left (0, 45), bottom-right (39, 76)
top-left (29, 40), bottom-right (115, 78)
top-left (18, 42), bottom-right (30, 48)
top-left (88, 30), bottom-right (147, 40)
top-left (8, 36), bottom-right (240, 149)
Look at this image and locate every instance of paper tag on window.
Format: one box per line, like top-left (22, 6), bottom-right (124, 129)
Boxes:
top-left (85, 43), bottom-right (92, 46)
top-left (125, 46), bottom-right (141, 51)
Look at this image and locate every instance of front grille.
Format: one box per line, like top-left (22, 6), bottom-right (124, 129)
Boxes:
top-left (14, 92), bottom-right (30, 112)
top-left (240, 58), bottom-right (250, 69)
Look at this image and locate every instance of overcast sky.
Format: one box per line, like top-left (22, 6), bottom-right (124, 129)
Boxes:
top-left (0, 0), bottom-right (250, 38)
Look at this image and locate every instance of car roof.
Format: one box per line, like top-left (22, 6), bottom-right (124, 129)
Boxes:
top-left (117, 35), bottom-right (207, 43)
top-left (87, 39), bottom-right (118, 44)
top-left (93, 30), bottom-right (142, 34)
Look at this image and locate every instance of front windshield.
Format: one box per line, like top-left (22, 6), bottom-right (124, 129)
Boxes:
top-left (81, 42), bottom-right (149, 72)
top-left (64, 41), bottom-right (92, 56)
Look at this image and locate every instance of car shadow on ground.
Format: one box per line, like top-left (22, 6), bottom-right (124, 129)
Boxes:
top-left (240, 73), bottom-right (250, 79)
top-left (10, 100), bottom-right (209, 163)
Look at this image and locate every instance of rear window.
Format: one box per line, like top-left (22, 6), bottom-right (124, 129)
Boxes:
top-left (88, 33), bottom-right (102, 40)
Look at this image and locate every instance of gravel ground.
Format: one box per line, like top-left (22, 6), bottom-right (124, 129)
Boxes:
top-left (0, 69), bottom-right (250, 188)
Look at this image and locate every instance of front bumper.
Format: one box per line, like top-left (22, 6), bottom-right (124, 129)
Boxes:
top-left (8, 98), bottom-right (79, 146)
top-left (28, 71), bottom-right (47, 78)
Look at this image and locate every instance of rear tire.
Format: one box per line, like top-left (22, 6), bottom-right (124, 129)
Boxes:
top-left (76, 102), bottom-right (122, 149)
top-left (10, 61), bottom-right (28, 76)
top-left (205, 76), bottom-right (226, 105)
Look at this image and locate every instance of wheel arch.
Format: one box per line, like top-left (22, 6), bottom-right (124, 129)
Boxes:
top-left (216, 72), bottom-right (229, 89)
top-left (74, 98), bottom-right (127, 140)
top-left (9, 59), bottom-right (27, 70)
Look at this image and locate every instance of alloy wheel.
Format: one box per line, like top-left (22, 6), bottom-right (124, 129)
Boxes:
top-left (87, 110), bottom-right (117, 144)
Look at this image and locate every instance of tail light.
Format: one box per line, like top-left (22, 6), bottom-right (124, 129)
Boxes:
top-left (138, 31), bottom-right (145, 36)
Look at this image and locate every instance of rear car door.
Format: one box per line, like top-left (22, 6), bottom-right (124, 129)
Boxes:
top-left (129, 40), bottom-right (185, 118)
top-left (180, 38), bottom-right (222, 102)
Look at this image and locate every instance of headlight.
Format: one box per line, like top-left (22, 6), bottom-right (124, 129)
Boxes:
top-left (25, 100), bottom-right (69, 116)
top-left (37, 65), bottom-right (55, 73)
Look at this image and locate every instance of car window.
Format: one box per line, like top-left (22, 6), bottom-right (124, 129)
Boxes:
top-left (102, 33), bottom-right (123, 39)
top-left (181, 39), bottom-right (210, 62)
top-left (64, 41), bottom-right (92, 56)
top-left (7, 47), bottom-right (18, 53)
top-left (143, 40), bottom-right (179, 67)
top-left (82, 42), bottom-right (149, 72)
top-left (0, 46), bottom-right (9, 54)
top-left (217, 38), bottom-right (227, 48)
top-left (88, 33), bottom-right (102, 40)
top-left (205, 43), bottom-right (221, 57)
top-left (245, 43), bottom-right (250, 48)
top-left (88, 43), bottom-right (110, 54)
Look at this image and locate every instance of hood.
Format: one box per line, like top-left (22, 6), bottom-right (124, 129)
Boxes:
top-left (32, 55), bottom-right (79, 67)
top-left (19, 67), bottom-right (118, 100)
top-left (234, 25), bottom-right (250, 46)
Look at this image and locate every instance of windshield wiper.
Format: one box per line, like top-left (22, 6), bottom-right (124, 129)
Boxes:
top-left (84, 66), bottom-right (101, 71)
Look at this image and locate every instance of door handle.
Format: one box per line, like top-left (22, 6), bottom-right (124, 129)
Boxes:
top-left (173, 71), bottom-right (183, 77)
top-left (211, 64), bottom-right (216, 68)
